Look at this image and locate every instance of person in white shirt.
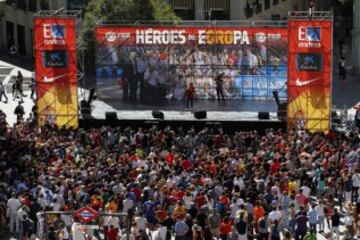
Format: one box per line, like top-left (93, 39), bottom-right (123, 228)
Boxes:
top-left (134, 213), bottom-right (148, 231)
top-left (230, 199), bottom-right (239, 219)
top-left (352, 171), bottom-right (360, 202)
top-left (268, 207), bottom-right (282, 225)
top-left (36, 211), bottom-right (44, 238)
top-left (59, 223), bottom-right (69, 240)
top-left (123, 196), bottom-right (134, 214)
top-left (7, 192), bottom-right (21, 233)
top-left (17, 205), bottom-right (28, 221)
top-left (71, 222), bottom-right (86, 240)
top-left (316, 200), bottom-right (325, 232)
top-left (301, 185), bottom-right (311, 199)
top-left (233, 175), bottom-right (245, 191)
top-left (136, 54), bottom-right (147, 99)
top-left (0, 82), bottom-right (8, 103)
top-left (108, 215), bottom-right (120, 229)
top-left (183, 192), bottom-right (193, 210)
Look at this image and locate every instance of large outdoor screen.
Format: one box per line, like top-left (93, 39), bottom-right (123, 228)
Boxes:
top-left (95, 26), bottom-right (288, 102)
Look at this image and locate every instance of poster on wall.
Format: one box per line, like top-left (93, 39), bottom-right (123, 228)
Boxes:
top-left (287, 20), bottom-right (332, 132)
top-left (95, 26), bottom-right (288, 103)
top-left (33, 17), bottom-right (78, 128)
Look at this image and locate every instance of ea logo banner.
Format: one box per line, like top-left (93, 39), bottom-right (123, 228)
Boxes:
top-left (298, 27), bottom-right (321, 48)
top-left (43, 24), bottom-right (65, 38)
top-left (298, 27), bottom-right (320, 41)
top-left (43, 24), bottom-right (66, 45)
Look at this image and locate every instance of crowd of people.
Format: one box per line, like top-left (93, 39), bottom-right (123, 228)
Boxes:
top-left (0, 111), bottom-right (360, 240)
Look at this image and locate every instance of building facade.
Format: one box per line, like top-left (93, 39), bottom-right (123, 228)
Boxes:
top-left (0, 0), bottom-right (342, 60)
top-left (166, 0), bottom-right (308, 21)
top-left (0, 0), bottom-right (86, 58)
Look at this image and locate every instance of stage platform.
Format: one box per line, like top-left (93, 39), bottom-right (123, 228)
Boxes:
top-left (79, 99), bottom-right (286, 133)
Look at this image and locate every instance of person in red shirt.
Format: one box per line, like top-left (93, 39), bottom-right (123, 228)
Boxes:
top-left (219, 217), bottom-right (232, 239)
top-left (219, 193), bottom-right (230, 209)
top-left (155, 206), bottom-right (167, 223)
top-left (195, 192), bottom-right (206, 208)
top-left (106, 225), bottom-right (118, 240)
top-left (270, 159), bottom-right (280, 175)
top-left (91, 196), bottom-right (103, 211)
top-left (165, 152), bottom-right (174, 166)
top-left (209, 162), bottom-right (217, 175)
top-left (185, 82), bottom-right (195, 109)
top-left (182, 158), bottom-right (192, 171)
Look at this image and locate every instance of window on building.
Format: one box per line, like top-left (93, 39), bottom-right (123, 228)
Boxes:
top-left (28, 0), bottom-right (37, 12)
top-left (5, 0), bottom-right (16, 6)
top-left (67, 0), bottom-right (88, 10)
top-left (256, 0), bottom-right (262, 14)
top-left (40, 0), bottom-right (49, 10)
top-left (17, 0), bottom-right (27, 11)
top-left (273, 0), bottom-right (279, 5)
top-left (6, 21), bottom-right (15, 51)
top-left (170, 0), bottom-right (195, 20)
top-left (245, 1), bottom-right (253, 18)
top-left (17, 25), bottom-right (26, 56)
top-left (174, 9), bottom-right (195, 20)
top-left (271, 14), bottom-right (281, 20)
top-left (265, 0), bottom-right (270, 10)
top-left (204, 0), bottom-right (230, 20)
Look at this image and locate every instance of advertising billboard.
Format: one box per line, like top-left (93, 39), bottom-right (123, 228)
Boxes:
top-left (95, 26), bottom-right (288, 103)
top-left (33, 17), bottom-right (78, 128)
top-left (287, 20), bottom-right (332, 132)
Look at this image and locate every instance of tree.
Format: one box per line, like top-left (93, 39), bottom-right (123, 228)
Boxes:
top-left (78, 0), bottom-right (179, 79)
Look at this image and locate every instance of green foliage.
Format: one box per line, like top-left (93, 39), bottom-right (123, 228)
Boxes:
top-left (78, 0), bottom-right (179, 75)
top-left (150, 0), bottom-right (180, 21)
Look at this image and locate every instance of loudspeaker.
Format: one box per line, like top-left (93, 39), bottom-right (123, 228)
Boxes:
top-left (277, 103), bottom-right (287, 121)
top-left (88, 88), bottom-right (96, 104)
top-left (272, 90), bottom-right (281, 107)
top-left (258, 111), bottom-right (270, 120)
top-left (152, 110), bottom-right (164, 119)
top-left (194, 111), bottom-right (207, 119)
top-left (331, 111), bottom-right (341, 124)
top-left (80, 100), bottom-right (91, 115)
top-left (105, 112), bottom-right (117, 121)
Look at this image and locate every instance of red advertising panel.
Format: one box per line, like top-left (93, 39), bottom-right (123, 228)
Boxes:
top-left (287, 20), bottom-right (332, 132)
top-left (95, 26), bottom-right (288, 102)
top-left (33, 17), bottom-right (78, 128)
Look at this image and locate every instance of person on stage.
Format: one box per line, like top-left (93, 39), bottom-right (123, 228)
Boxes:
top-left (129, 52), bottom-right (138, 100)
top-left (122, 52), bottom-right (137, 101)
top-left (354, 105), bottom-right (360, 129)
top-left (215, 73), bottom-right (225, 103)
top-left (185, 82), bottom-right (195, 109)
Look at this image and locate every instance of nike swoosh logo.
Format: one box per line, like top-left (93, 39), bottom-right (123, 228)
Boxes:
top-left (43, 74), bottom-right (67, 83)
top-left (295, 77), bottom-right (321, 87)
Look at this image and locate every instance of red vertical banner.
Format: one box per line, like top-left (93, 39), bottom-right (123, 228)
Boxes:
top-left (33, 17), bottom-right (78, 128)
top-left (287, 20), bottom-right (332, 132)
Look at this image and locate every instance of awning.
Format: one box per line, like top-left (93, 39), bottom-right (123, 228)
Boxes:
top-left (169, 0), bottom-right (194, 10)
top-left (204, 0), bottom-right (230, 11)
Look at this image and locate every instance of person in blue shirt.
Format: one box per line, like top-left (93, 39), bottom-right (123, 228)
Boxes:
top-left (142, 198), bottom-right (157, 224)
top-left (174, 217), bottom-right (188, 240)
top-left (308, 204), bottom-right (318, 232)
top-left (316, 175), bottom-right (326, 198)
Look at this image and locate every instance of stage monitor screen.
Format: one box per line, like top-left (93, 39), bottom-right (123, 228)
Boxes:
top-left (95, 26), bottom-right (288, 111)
